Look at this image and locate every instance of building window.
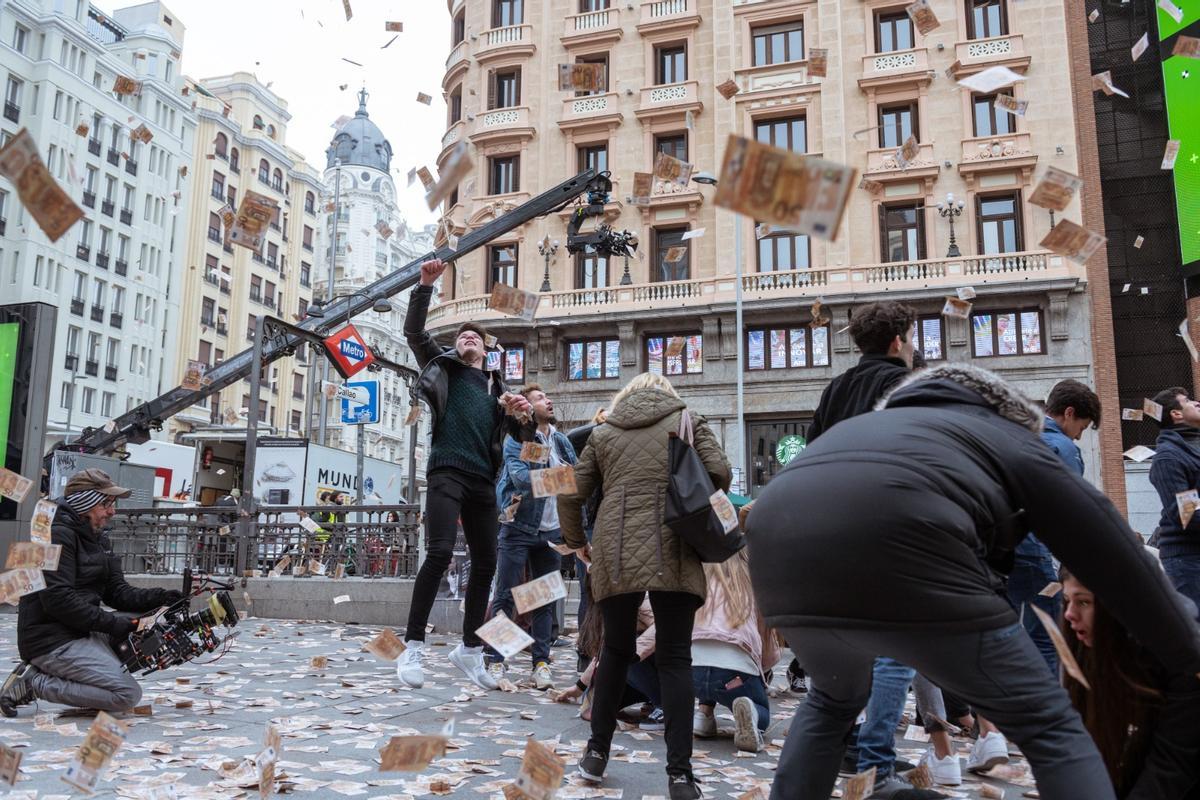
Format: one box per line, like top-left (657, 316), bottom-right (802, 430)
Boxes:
top-left (875, 10), bottom-right (915, 52)
top-left (757, 230), bottom-right (811, 272)
top-left (653, 227), bottom-right (690, 282)
top-left (578, 144), bottom-right (608, 175)
top-left (453, 10), bottom-right (466, 44)
top-left (567, 338), bottom-right (621, 380)
top-left (12, 24), bottom-right (28, 54)
top-left (250, 275), bottom-right (262, 302)
top-left (489, 155), bottom-right (519, 194)
top-left (502, 346), bottom-right (525, 383)
top-left (574, 53), bottom-right (609, 96)
top-left (211, 171), bottom-right (225, 199)
top-left (971, 309), bottom-right (1044, 357)
top-left (489, 69), bottom-right (520, 109)
top-left (967, 0), bottom-right (1008, 39)
top-left (915, 316), bottom-right (945, 361)
top-left (198, 340), bottom-right (212, 365)
top-left (303, 226), bottom-right (314, 250)
top-left (754, 115), bottom-right (806, 153)
top-left (879, 102), bottom-right (918, 148)
top-left (972, 93), bottom-right (1016, 137)
top-left (494, 0), bottom-right (523, 27)
top-left (576, 252), bottom-right (609, 289)
top-left (214, 132), bottom-right (227, 157)
top-left (655, 44), bottom-right (686, 84)
top-left (201, 297), bottom-right (215, 326)
top-left (258, 159), bottom-right (270, 184)
top-left (977, 193), bottom-right (1023, 254)
top-left (748, 326), bottom-right (831, 370)
top-left (655, 133), bottom-right (687, 163)
top-left (81, 387), bottom-right (95, 415)
top-left (449, 86), bottom-right (462, 123)
top-left (488, 244), bottom-right (518, 289)
top-left (879, 202), bottom-right (926, 262)
top-left (304, 191), bottom-right (315, 213)
top-left (580, 0), bottom-right (611, 9)
top-left (290, 410), bottom-right (302, 432)
top-left (292, 373), bottom-right (304, 399)
top-left (752, 21), bottom-right (804, 66)
top-left (229, 148), bottom-right (239, 171)
top-left (271, 168), bottom-right (283, 191)
top-left (253, 115), bottom-right (265, 131)
top-left (300, 261), bottom-right (311, 287)
top-left (647, 334), bottom-right (703, 376)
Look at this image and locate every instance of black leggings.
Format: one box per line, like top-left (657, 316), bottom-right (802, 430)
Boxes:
top-left (587, 590), bottom-right (700, 778)
top-left (405, 469), bottom-right (498, 647)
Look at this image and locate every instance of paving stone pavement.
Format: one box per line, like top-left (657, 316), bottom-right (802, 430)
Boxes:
top-left (0, 614), bottom-right (1036, 799)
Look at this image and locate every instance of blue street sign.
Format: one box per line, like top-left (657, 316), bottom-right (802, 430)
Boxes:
top-left (340, 379), bottom-right (380, 425)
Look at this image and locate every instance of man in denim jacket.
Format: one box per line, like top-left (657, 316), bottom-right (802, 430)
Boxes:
top-left (485, 384), bottom-right (578, 689)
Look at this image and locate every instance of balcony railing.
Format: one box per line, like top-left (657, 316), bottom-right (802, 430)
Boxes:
top-left (476, 106), bottom-right (531, 136)
top-left (637, 81), bottom-right (701, 118)
top-left (90, 305), bottom-right (104, 322)
top-left (115, 259), bottom-right (128, 276)
top-left (105, 365), bottom-right (118, 381)
top-left (2, 102), bottom-right (19, 123)
top-left (207, 226), bottom-right (221, 243)
top-left (561, 92), bottom-right (621, 126)
top-left (106, 148), bottom-right (120, 166)
top-left (953, 34), bottom-right (1029, 72)
top-left (211, 187), bottom-right (226, 201)
top-left (267, 256), bottom-right (277, 269)
top-left (252, 252), bottom-right (264, 264)
top-left (70, 299), bottom-right (85, 316)
top-left (125, 159), bottom-right (138, 176)
top-left (101, 199), bottom-right (114, 217)
top-left (426, 251), bottom-right (1072, 326)
top-left (109, 312), bottom-right (123, 329)
top-left (0, 218), bottom-right (5, 236)
top-left (475, 24), bottom-right (534, 61)
top-left (82, 191), bottom-right (96, 208)
top-left (87, 138), bottom-right (101, 156)
top-left (120, 208), bottom-right (133, 225)
top-left (860, 47), bottom-right (931, 87)
top-left (95, 252), bottom-right (110, 269)
top-left (64, 354), bottom-right (79, 371)
top-left (445, 40), bottom-right (469, 75)
top-left (959, 132), bottom-right (1036, 169)
top-left (441, 120), bottom-right (467, 152)
top-left (84, 359), bottom-right (99, 377)
top-left (866, 141), bottom-right (938, 175)
top-left (204, 273), bottom-right (220, 287)
top-left (76, 244), bottom-right (91, 261)
top-left (564, 7), bottom-right (622, 43)
top-left (201, 316), bottom-right (215, 329)
top-left (216, 323), bottom-right (228, 336)
top-left (639, 0), bottom-right (699, 30)
top-left (249, 291), bottom-right (263, 303)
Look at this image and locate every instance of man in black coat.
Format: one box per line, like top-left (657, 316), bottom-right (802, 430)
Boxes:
top-left (1147, 386), bottom-right (1200, 614)
top-left (0, 469), bottom-right (184, 716)
top-left (748, 365), bottom-right (1200, 800)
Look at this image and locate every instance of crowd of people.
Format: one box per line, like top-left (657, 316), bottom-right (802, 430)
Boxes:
top-left (2, 256), bottom-right (1198, 800)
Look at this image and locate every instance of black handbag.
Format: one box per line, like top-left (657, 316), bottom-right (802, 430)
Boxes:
top-left (664, 409), bottom-right (745, 563)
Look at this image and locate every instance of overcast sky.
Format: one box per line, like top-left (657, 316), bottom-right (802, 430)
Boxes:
top-left (163, 0), bottom-right (450, 226)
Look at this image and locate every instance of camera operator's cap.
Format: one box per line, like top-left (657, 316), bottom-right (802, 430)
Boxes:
top-left (63, 468), bottom-right (133, 499)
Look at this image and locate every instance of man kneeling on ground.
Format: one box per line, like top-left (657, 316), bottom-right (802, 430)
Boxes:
top-left (1, 469), bottom-right (184, 716)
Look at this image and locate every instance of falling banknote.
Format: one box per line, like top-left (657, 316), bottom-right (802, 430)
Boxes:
top-left (476, 611), bottom-right (535, 659)
top-left (380, 735), bottom-right (447, 771)
top-left (993, 94), bottom-right (1028, 117)
top-left (425, 141), bottom-right (473, 211)
top-left (364, 627), bottom-right (407, 661)
top-left (631, 172), bottom-right (653, 205)
top-left (558, 63), bottom-right (607, 93)
top-left (0, 467), bottom-right (34, 503)
top-left (0, 568), bottom-right (45, 605)
top-left (488, 282), bottom-right (540, 322)
top-left (519, 442), bottom-right (550, 463)
top-left (32, 498), bottom-right (57, 544)
top-left (1039, 220), bottom-right (1107, 264)
top-left (513, 739), bottom-right (566, 800)
top-left (5, 542), bottom-right (62, 571)
top-left (229, 191), bottom-right (279, 253)
top-left (905, 0), bottom-right (940, 35)
top-left (653, 151), bottom-right (694, 187)
top-left (1029, 167), bottom-right (1084, 213)
top-left (807, 47), bottom-right (828, 78)
top-left (714, 134), bottom-right (856, 241)
top-left (62, 711), bottom-right (129, 792)
top-left (512, 570), bottom-right (568, 615)
top-left (530, 465), bottom-right (577, 498)
top-left (0, 129), bottom-right (84, 242)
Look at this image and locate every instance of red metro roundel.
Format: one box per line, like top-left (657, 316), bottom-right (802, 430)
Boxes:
top-left (323, 324), bottom-right (376, 379)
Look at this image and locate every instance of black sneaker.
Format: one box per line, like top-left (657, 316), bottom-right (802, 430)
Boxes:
top-left (786, 660), bottom-right (808, 694)
top-left (578, 748), bottom-right (608, 783)
top-left (640, 707), bottom-right (666, 730)
top-left (668, 773), bottom-right (702, 800)
top-left (0, 663), bottom-right (35, 718)
top-left (839, 751), bottom-right (861, 777)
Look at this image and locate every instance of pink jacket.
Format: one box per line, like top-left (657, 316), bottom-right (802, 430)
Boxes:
top-left (692, 572), bottom-right (780, 681)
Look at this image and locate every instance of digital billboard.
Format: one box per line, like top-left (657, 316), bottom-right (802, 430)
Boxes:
top-left (1157, 4), bottom-right (1200, 270)
top-left (0, 322), bottom-right (17, 467)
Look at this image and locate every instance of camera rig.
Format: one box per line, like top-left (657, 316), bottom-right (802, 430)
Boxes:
top-left (111, 569), bottom-right (240, 676)
top-left (564, 172), bottom-right (639, 259)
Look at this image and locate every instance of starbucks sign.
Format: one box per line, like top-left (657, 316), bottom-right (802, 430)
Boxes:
top-left (775, 434), bottom-right (807, 466)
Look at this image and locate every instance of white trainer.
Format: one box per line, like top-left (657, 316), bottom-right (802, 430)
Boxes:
top-left (731, 696), bottom-right (763, 753)
top-left (533, 662), bottom-right (553, 691)
top-left (965, 731), bottom-right (1010, 774)
top-left (396, 640), bottom-right (425, 688)
top-left (449, 643), bottom-right (499, 690)
top-left (919, 747), bottom-right (962, 786)
top-left (693, 709), bottom-right (718, 738)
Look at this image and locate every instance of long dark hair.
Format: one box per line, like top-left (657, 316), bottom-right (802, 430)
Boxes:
top-left (1058, 566), bottom-right (1163, 796)
top-left (577, 601), bottom-right (605, 661)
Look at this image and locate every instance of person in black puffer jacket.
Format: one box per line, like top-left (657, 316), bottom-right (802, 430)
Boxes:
top-left (746, 364), bottom-right (1200, 800)
top-left (0, 469), bottom-right (183, 716)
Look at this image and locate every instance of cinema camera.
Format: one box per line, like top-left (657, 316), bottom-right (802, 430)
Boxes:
top-left (111, 570), bottom-right (240, 676)
top-left (565, 172), bottom-right (639, 259)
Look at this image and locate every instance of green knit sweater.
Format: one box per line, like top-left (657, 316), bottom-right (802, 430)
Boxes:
top-left (428, 367), bottom-right (496, 478)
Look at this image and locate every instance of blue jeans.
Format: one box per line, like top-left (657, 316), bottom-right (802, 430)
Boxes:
top-left (628, 656), bottom-right (662, 707)
top-left (484, 524), bottom-right (562, 666)
top-left (693, 666), bottom-right (770, 731)
top-left (856, 657), bottom-right (916, 777)
top-left (1006, 535), bottom-right (1061, 676)
top-left (1163, 553), bottom-right (1200, 619)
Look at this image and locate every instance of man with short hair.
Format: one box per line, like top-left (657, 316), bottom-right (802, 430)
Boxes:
top-left (1148, 386), bottom-right (1200, 612)
top-left (0, 469), bottom-right (184, 716)
top-left (1008, 379), bottom-right (1100, 674)
top-left (395, 259), bottom-right (531, 691)
top-left (486, 384), bottom-right (578, 689)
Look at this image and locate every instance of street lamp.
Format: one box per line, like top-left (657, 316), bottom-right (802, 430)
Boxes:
top-left (306, 290), bottom-right (393, 322)
top-left (936, 192), bottom-right (966, 258)
top-left (691, 171), bottom-right (746, 493)
top-left (537, 237), bottom-right (559, 292)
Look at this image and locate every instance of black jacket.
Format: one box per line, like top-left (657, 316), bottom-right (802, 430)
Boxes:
top-left (17, 502), bottom-right (174, 662)
top-left (1149, 426), bottom-right (1200, 559)
top-left (403, 284), bottom-right (527, 475)
top-left (807, 354), bottom-right (909, 442)
top-left (747, 366), bottom-right (1200, 680)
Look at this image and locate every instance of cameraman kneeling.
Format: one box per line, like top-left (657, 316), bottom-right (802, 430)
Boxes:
top-left (0, 469), bottom-right (183, 716)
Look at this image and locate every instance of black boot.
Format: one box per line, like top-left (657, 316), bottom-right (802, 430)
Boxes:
top-left (0, 662), bottom-right (35, 718)
top-left (668, 773), bottom-right (702, 800)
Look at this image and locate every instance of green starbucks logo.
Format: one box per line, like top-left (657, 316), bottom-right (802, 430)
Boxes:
top-left (775, 435), bottom-right (807, 466)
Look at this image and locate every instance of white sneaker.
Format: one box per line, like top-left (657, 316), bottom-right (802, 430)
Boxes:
top-left (693, 709), bottom-right (717, 738)
top-left (396, 640), bottom-right (425, 688)
top-left (449, 643), bottom-right (499, 690)
top-left (533, 662), bottom-right (553, 691)
top-left (919, 747), bottom-right (962, 786)
top-left (965, 731), bottom-right (1009, 774)
top-left (731, 696), bottom-right (763, 753)
top-left (487, 662), bottom-right (506, 684)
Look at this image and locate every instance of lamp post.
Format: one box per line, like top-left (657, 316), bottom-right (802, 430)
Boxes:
top-left (936, 192), bottom-right (966, 258)
top-left (537, 237), bottom-right (559, 292)
top-left (692, 170), bottom-right (744, 490)
top-left (318, 158), bottom-right (343, 446)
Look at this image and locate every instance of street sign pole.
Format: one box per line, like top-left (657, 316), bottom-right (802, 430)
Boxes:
top-left (356, 423), bottom-right (365, 508)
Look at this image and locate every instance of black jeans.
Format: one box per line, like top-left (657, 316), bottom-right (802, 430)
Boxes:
top-left (405, 469), bottom-right (499, 648)
top-left (772, 623), bottom-right (1116, 800)
top-left (587, 590), bottom-right (700, 778)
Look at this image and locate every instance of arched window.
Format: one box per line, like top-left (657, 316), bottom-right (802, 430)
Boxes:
top-left (253, 115), bottom-right (265, 131)
top-left (267, 124), bottom-right (276, 139)
top-left (304, 191), bottom-right (315, 213)
top-left (214, 132), bottom-right (227, 158)
top-left (258, 159), bottom-right (270, 184)
top-left (229, 147), bottom-right (239, 172)
top-left (271, 168), bottom-right (283, 191)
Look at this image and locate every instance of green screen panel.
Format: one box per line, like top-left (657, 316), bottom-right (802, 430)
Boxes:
top-left (0, 322), bottom-right (18, 467)
top-left (1158, 6), bottom-right (1200, 269)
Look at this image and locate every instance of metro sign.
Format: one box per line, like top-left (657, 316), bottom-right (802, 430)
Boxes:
top-left (323, 324), bottom-right (376, 379)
